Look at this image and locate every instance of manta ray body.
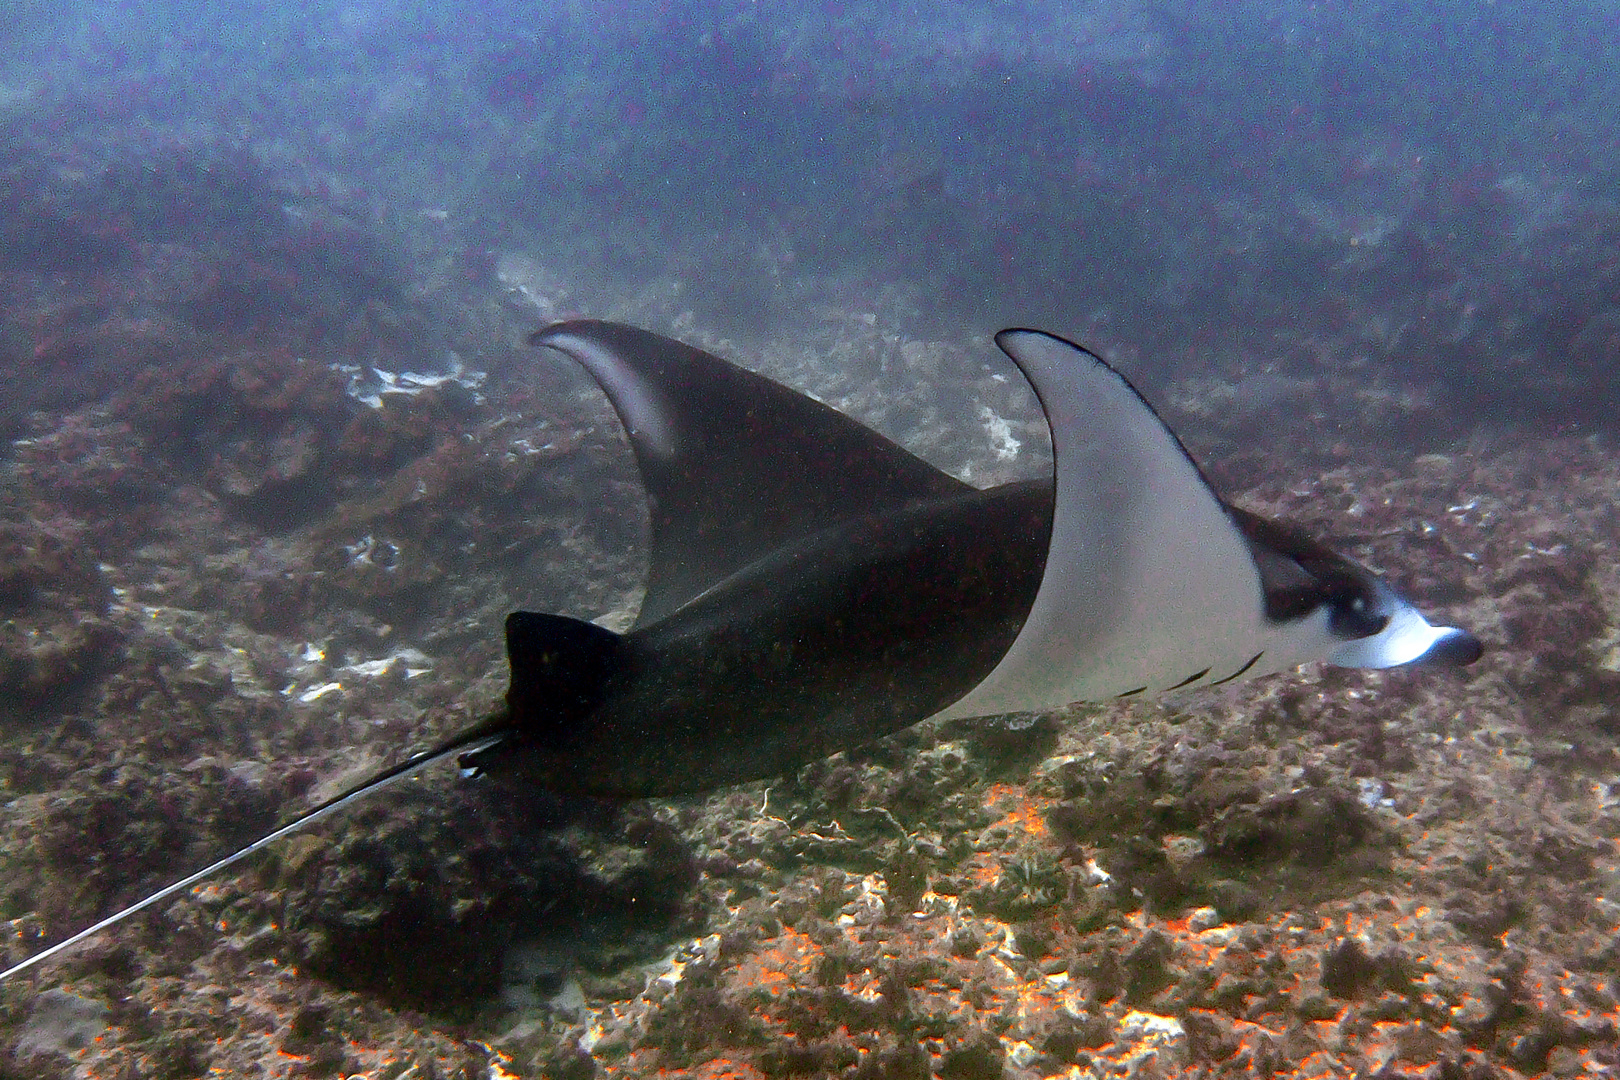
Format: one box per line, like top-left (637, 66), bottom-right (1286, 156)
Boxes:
top-left (0, 320), bottom-right (1479, 981)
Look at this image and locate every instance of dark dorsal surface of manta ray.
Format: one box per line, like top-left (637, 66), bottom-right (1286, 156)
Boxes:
top-left (0, 320), bottom-right (1480, 981)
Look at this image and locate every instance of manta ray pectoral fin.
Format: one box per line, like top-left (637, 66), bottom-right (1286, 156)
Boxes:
top-left (529, 321), bottom-right (968, 626)
top-left (935, 328), bottom-right (1268, 715)
top-left (930, 327), bottom-right (1479, 718)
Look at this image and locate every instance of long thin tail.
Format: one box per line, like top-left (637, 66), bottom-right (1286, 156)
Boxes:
top-left (0, 715), bottom-right (510, 982)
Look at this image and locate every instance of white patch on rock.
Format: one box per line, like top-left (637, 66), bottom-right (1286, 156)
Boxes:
top-left (16, 989), bottom-right (109, 1060)
top-left (344, 648), bottom-right (432, 679)
top-left (1117, 1010), bottom-right (1186, 1072)
top-left (333, 353), bottom-right (487, 408)
top-left (978, 404), bottom-right (1021, 461)
top-left (297, 681), bottom-right (343, 703)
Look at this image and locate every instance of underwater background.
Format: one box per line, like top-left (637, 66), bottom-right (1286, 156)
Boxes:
top-left (2, 1), bottom-right (1619, 1076)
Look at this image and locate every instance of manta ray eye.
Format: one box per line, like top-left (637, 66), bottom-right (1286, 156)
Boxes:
top-left (1329, 588), bottom-right (1389, 638)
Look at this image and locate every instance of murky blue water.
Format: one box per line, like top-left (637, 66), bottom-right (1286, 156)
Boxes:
top-left (2, 2), bottom-right (1617, 1076)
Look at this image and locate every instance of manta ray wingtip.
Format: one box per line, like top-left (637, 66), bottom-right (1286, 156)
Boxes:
top-left (526, 322), bottom-right (568, 347)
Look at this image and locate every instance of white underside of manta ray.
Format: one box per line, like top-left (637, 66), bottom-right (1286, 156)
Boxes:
top-left (0, 320), bottom-right (1480, 983)
top-left (934, 328), bottom-right (1477, 716)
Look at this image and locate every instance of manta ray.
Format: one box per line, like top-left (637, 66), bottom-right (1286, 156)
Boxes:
top-left (0, 320), bottom-right (1479, 980)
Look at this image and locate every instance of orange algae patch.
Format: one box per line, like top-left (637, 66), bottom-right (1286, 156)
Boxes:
top-left (1291, 1048), bottom-right (1347, 1079)
top-left (983, 782), bottom-right (1047, 838)
top-left (733, 927), bottom-right (821, 997)
top-left (960, 852), bottom-right (1005, 887)
top-left (627, 1058), bottom-right (767, 1080)
top-left (690, 1057), bottom-right (767, 1080)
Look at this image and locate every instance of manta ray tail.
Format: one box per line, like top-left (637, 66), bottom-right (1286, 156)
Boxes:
top-left (0, 719), bottom-right (509, 982)
top-left (0, 610), bottom-right (618, 981)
